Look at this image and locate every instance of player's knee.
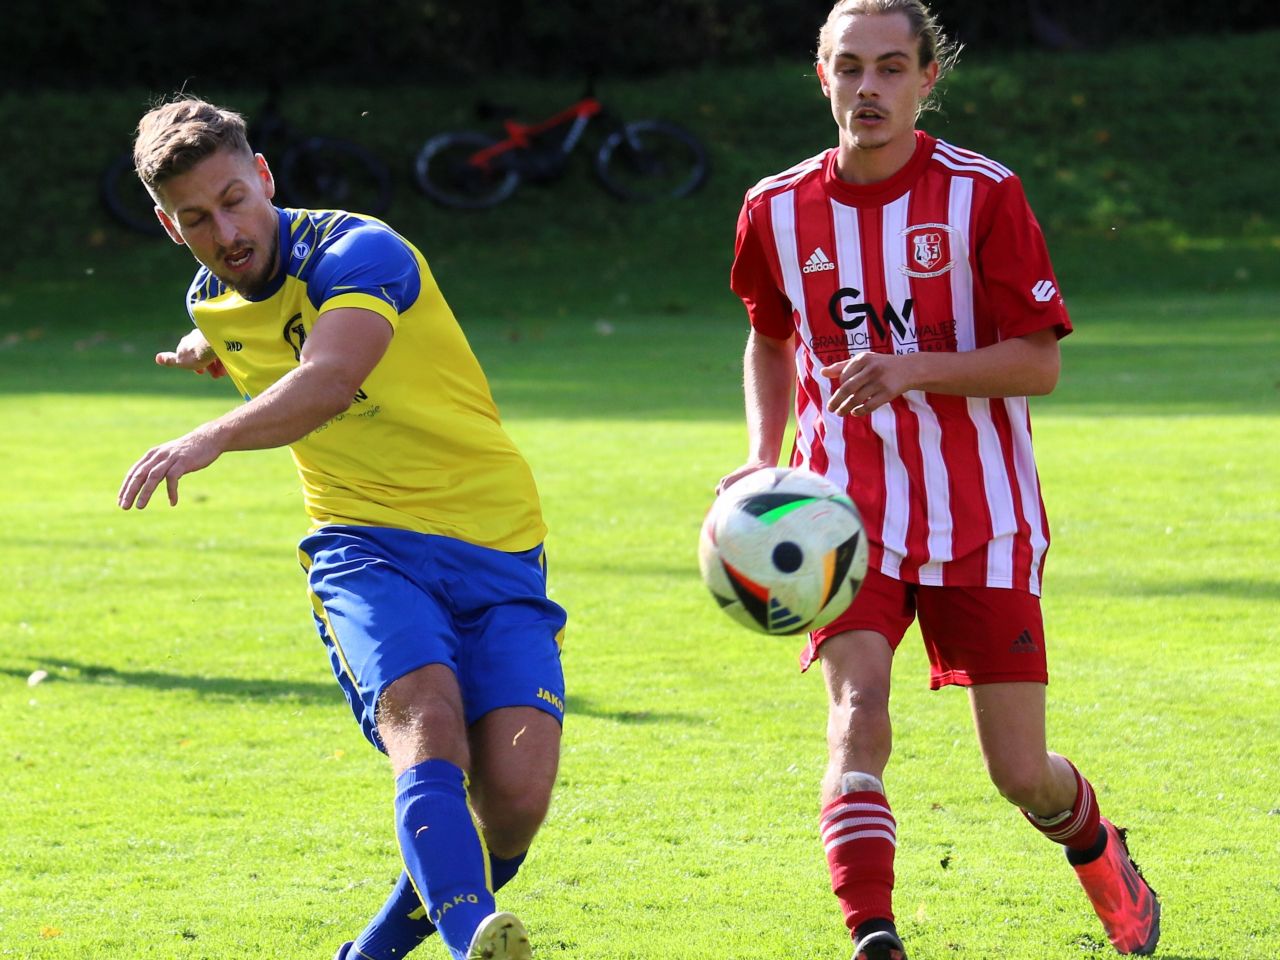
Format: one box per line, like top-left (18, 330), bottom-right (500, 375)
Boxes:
top-left (826, 687), bottom-right (891, 756)
top-left (480, 789), bottom-right (551, 857)
top-left (376, 696), bottom-right (469, 771)
top-left (987, 760), bottom-right (1052, 810)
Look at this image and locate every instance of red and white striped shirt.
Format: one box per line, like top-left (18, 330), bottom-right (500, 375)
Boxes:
top-left (730, 131), bottom-right (1072, 595)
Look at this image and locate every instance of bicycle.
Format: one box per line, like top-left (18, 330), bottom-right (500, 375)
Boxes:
top-left (101, 91), bottom-right (394, 237)
top-left (412, 88), bottom-right (709, 210)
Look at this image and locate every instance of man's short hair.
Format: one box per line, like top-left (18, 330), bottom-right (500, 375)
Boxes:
top-left (133, 97), bottom-right (251, 196)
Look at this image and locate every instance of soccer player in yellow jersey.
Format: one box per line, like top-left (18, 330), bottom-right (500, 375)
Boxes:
top-left (118, 97), bottom-right (565, 960)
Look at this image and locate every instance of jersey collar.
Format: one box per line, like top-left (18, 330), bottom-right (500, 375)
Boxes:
top-left (822, 130), bottom-right (937, 207)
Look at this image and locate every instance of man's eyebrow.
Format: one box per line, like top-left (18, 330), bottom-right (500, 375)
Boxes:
top-left (834, 50), bottom-right (913, 62)
top-left (176, 179), bottom-right (246, 215)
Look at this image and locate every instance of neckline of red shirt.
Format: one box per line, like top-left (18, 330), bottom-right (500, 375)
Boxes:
top-left (822, 130), bottom-right (937, 207)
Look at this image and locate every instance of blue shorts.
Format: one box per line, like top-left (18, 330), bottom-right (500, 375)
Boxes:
top-left (298, 525), bottom-right (567, 752)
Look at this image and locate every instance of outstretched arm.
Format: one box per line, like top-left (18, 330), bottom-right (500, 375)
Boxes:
top-left (118, 307), bottom-right (392, 509)
top-left (717, 328), bottom-right (795, 493)
top-left (156, 328), bottom-right (227, 378)
top-left (821, 327), bottom-right (1061, 417)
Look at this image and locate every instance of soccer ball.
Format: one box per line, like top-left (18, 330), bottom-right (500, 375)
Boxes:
top-left (699, 467), bottom-right (868, 635)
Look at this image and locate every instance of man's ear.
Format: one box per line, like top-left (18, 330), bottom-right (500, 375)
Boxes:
top-left (255, 153), bottom-right (276, 201)
top-left (919, 59), bottom-right (940, 101)
top-left (154, 206), bottom-right (186, 246)
top-left (816, 59), bottom-right (832, 100)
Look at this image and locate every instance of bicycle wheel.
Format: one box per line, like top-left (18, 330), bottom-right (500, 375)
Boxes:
top-left (595, 120), bottom-right (709, 202)
top-left (277, 137), bottom-right (393, 217)
top-left (413, 131), bottom-right (520, 210)
top-left (100, 151), bottom-right (166, 237)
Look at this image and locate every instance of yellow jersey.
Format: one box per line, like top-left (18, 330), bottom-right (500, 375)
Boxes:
top-left (187, 207), bottom-right (546, 552)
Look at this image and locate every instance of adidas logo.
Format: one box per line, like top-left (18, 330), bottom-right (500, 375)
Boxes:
top-left (802, 247), bottom-right (837, 274)
top-left (1009, 628), bottom-right (1040, 654)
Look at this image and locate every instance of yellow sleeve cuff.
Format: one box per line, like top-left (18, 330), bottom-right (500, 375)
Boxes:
top-left (317, 292), bottom-right (401, 329)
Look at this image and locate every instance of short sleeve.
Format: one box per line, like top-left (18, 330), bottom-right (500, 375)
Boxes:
top-left (976, 176), bottom-right (1072, 341)
top-left (730, 201), bottom-right (794, 339)
top-left (306, 225), bottom-right (423, 327)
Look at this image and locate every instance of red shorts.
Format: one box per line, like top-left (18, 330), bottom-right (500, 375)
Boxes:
top-left (799, 569), bottom-right (1048, 688)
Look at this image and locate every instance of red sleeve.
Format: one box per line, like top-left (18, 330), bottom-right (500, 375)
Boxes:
top-left (729, 200), bottom-right (794, 339)
top-left (975, 176), bottom-right (1073, 341)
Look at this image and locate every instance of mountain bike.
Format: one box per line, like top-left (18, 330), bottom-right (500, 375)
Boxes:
top-left (412, 90), bottom-right (709, 210)
top-left (101, 93), bottom-right (394, 237)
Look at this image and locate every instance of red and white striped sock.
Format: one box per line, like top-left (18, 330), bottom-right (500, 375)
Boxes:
top-left (821, 789), bottom-right (897, 932)
top-left (1022, 759), bottom-right (1102, 851)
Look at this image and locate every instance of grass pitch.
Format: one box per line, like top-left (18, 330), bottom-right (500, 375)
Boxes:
top-left (1, 30), bottom-right (1279, 959)
top-left (1, 255), bottom-right (1277, 959)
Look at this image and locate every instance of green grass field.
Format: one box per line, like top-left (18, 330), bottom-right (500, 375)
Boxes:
top-left (2, 262), bottom-right (1277, 959)
top-left (2, 30), bottom-right (1279, 960)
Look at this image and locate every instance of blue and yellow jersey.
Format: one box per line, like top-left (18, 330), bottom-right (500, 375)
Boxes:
top-left (186, 207), bottom-right (546, 552)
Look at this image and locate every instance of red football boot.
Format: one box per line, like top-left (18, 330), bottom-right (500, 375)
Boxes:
top-left (1071, 819), bottom-right (1161, 955)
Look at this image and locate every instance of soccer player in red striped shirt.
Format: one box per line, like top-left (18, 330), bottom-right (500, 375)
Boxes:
top-left (721, 3), bottom-right (1160, 958)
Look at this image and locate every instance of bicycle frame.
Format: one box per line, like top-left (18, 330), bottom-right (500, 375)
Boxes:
top-left (467, 97), bottom-right (604, 170)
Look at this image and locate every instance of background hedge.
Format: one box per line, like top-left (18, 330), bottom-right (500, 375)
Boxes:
top-left (5, 0), bottom-right (1277, 87)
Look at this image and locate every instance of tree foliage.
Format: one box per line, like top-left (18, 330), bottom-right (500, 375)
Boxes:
top-left (4, 0), bottom-right (1277, 88)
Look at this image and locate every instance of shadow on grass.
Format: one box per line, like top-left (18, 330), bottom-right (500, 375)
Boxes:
top-left (0, 312), bottom-right (748, 422)
top-left (1132, 578), bottom-right (1280, 601)
top-left (2, 659), bottom-right (705, 726)
top-left (566, 692), bottom-right (701, 727)
top-left (1057, 575), bottom-right (1280, 602)
top-left (1, 657), bottom-right (340, 704)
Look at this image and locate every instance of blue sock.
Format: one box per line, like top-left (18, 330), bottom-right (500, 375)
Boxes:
top-left (490, 850), bottom-right (527, 891)
top-left (351, 853), bottom-right (528, 959)
top-left (350, 871), bottom-right (431, 959)
top-left (394, 759), bottom-right (494, 960)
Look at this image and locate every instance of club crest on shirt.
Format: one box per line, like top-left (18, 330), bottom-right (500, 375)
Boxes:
top-left (900, 223), bottom-right (957, 279)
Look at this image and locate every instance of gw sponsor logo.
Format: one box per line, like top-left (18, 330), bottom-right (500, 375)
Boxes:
top-left (223, 340), bottom-right (243, 352)
top-left (431, 893), bottom-right (481, 925)
top-left (536, 688), bottom-right (565, 712)
top-left (824, 287), bottom-right (956, 358)
top-left (828, 287), bottom-right (915, 348)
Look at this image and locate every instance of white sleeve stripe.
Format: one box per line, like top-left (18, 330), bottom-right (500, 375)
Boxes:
top-left (748, 154), bottom-right (826, 200)
top-left (936, 141), bottom-right (1013, 180)
top-left (933, 152), bottom-right (1007, 184)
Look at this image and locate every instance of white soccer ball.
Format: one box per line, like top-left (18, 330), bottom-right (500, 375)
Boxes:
top-left (698, 467), bottom-right (868, 635)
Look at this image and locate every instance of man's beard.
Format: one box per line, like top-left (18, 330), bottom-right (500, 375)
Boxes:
top-left (225, 232), bottom-right (280, 299)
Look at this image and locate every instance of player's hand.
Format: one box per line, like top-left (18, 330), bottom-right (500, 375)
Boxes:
top-left (118, 426), bottom-right (223, 510)
top-left (156, 330), bottom-right (225, 378)
top-left (716, 461), bottom-right (774, 495)
top-left (821, 352), bottom-right (916, 417)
